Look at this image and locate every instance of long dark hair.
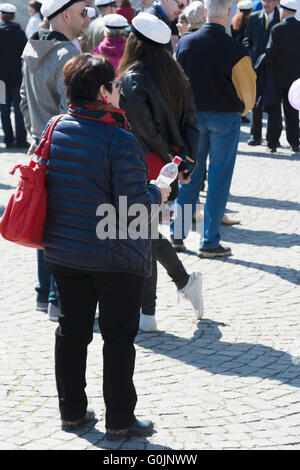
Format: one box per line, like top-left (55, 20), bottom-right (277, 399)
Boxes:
top-left (29, 0), bottom-right (43, 20)
top-left (118, 33), bottom-right (193, 116)
top-left (232, 10), bottom-right (252, 32)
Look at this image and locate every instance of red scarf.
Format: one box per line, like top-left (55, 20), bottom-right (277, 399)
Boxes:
top-left (67, 101), bottom-right (131, 131)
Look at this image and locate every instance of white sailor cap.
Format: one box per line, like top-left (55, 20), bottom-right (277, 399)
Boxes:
top-left (238, 0), bottom-right (253, 10)
top-left (86, 6), bottom-right (96, 18)
top-left (41, 0), bottom-right (84, 20)
top-left (280, 0), bottom-right (298, 11)
top-left (95, 0), bottom-right (116, 7)
top-left (0, 3), bottom-right (17, 13)
top-left (104, 13), bottom-right (127, 28)
top-left (131, 12), bottom-right (171, 46)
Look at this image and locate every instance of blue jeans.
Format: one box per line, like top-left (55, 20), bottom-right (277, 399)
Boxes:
top-left (0, 86), bottom-right (27, 145)
top-left (35, 250), bottom-right (58, 306)
top-left (171, 112), bottom-right (241, 249)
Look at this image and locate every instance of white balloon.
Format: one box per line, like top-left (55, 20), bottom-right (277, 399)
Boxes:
top-left (288, 78), bottom-right (300, 111)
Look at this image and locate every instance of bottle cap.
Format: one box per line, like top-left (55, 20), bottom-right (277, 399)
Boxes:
top-left (173, 156), bottom-right (182, 165)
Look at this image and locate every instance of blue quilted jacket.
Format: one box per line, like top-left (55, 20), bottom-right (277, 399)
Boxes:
top-left (43, 114), bottom-right (161, 277)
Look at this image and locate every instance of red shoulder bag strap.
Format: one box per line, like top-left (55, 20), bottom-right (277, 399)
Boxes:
top-left (35, 114), bottom-right (64, 162)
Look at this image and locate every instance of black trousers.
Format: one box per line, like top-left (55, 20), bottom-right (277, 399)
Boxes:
top-left (141, 234), bottom-right (189, 315)
top-left (250, 98), bottom-right (282, 146)
top-left (267, 88), bottom-right (300, 148)
top-left (50, 263), bottom-right (144, 430)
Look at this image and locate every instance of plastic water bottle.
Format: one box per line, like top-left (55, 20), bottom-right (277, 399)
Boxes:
top-left (155, 156), bottom-right (182, 188)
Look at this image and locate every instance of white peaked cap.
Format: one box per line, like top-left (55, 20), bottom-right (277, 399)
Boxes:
top-left (41, 0), bottom-right (83, 20)
top-left (238, 0), bottom-right (253, 10)
top-left (131, 12), bottom-right (171, 45)
top-left (95, 0), bottom-right (116, 6)
top-left (86, 6), bottom-right (96, 18)
top-left (0, 3), bottom-right (17, 13)
top-left (104, 13), bottom-right (128, 28)
top-left (280, 0), bottom-right (298, 10)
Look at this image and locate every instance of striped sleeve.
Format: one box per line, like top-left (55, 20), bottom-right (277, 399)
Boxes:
top-left (232, 55), bottom-right (257, 116)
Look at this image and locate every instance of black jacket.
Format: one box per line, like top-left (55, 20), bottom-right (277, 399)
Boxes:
top-left (243, 8), bottom-right (280, 65)
top-left (120, 65), bottom-right (200, 164)
top-left (0, 21), bottom-right (27, 87)
top-left (266, 17), bottom-right (300, 89)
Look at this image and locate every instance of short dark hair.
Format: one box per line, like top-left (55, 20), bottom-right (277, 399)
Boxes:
top-left (63, 54), bottom-right (115, 105)
top-left (2, 12), bottom-right (15, 22)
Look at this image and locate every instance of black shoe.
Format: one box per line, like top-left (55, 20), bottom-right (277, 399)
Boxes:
top-left (61, 408), bottom-right (97, 432)
top-left (5, 142), bottom-right (14, 149)
top-left (171, 237), bottom-right (185, 252)
top-left (269, 147), bottom-right (277, 153)
top-left (199, 245), bottom-right (232, 258)
top-left (291, 146), bottom-right (299, 153)
top-left (247, 138), bottom-right (262, 146)
top-left (15, 141), bottom-right (30, 149)
top-left (241, 116), bottom-right (250, 123)
top-left (105, 419), bottom-right (154, 441)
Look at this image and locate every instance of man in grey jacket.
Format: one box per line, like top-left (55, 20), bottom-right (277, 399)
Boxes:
top-left (20, 0), bottom-right (86, 322)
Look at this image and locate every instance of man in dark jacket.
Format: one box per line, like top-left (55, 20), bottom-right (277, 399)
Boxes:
top-left (0, 4), bottom-right (28, 148)
top-left (170, 0), bottom-right (256, 258)
top-left (243, 0), bottom-right (281, 149)
top-left (147, 0), bottom-right (187, 51)
top-left (265, 0), bottom-right (300, 152)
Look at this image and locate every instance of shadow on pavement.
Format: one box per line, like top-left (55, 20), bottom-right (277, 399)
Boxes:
top-left (136, 319), bottom-right (300, 388)
top-left (213, 256), bottom-right (300, 286)
top-left (63, 423), bottom-right (173, 450)
top-left (238, 148), bottom-right (300, 161)
top-left (220, 225), bottom-right (300, 248)
top-left (228, 194), bottom-right (300, 211)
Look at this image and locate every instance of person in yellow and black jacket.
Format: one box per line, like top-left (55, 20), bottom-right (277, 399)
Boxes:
top-left (170, 0), bottom-right (256, 259)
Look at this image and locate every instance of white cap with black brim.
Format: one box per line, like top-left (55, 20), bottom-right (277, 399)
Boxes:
top-left (131, 12), bottom-right (171, 47)
top-left (41, 0), bottom-right (84, 21)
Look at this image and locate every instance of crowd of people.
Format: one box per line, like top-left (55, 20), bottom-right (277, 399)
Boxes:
top-left (0, 0), bottom-right (300, 440)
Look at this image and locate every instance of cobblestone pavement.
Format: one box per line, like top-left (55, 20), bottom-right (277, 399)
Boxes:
top-left (1, 3), bottom-right (300, 451)
top-left (1, 115), bottom-right (300, 450)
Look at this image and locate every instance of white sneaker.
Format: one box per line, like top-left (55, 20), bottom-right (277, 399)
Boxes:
top-left (48, 303), bottom-right (59, 322)
top-left (139, 313), bottom-right (158, 332)
top-left (179, 272), bottom-right (204, 319)
top-left (36, 301), bottom-right (48, 313)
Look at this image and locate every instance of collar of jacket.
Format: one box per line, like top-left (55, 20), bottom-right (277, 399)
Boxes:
top-left (259, 6), bottom-right (280, 22)
top-left (153, 2), bottom-right (171, 26)
top-left (203, 23), bottom-right (226, 32)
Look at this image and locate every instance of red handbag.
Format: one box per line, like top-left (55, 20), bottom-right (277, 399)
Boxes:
top-left (0, 114), bottom-right (63, 249)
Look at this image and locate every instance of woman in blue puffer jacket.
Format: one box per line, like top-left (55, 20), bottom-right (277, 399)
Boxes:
top-left (42, 53), bottom-right (169, 440)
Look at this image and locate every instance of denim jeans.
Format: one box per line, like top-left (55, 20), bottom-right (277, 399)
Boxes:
top-left (35, 249), bottom-right (58, 306)
top-left (170, 111), bottom-right (241, 249)
top-left (0, 86), bottom-right (27, 145)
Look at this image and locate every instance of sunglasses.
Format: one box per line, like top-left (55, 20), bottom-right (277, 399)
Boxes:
top-left (110, 80), bottom-right (122, 93)
top-left (80, 8), bottom-right (88, 17)
top-left (173, 0), bottom-right (185, 10)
